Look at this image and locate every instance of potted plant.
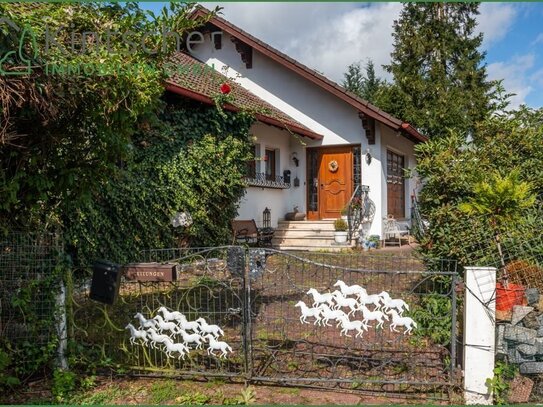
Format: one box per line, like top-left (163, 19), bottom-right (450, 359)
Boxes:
top-left (340, 207), bottom-right (348, 221)
top-left (334, 219), bottom-right (348, 244)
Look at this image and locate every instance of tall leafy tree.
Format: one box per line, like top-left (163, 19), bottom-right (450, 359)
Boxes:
top-left (342, 59), bottom-right (383, 104)
top-left (383, 3), bottom-right (494, 138)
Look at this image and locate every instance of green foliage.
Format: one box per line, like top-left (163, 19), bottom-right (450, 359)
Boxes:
top-left (415, 106), bottom-right (543, 267)
top-left (459, 170), bottom-right (536, 228)
top-left (342, 59), bottom-right (383, 104)
top-left (175, 391), bottom-right (211, 405)
top-left (66, 100), bottom-right (254, 266)
top-left (52, 369), bottom-right (77, 403)
top-left (0, 261), bottom-right (67, 391)
top-left (485, 361), bottom-right (517, 405)
top-left (383, 3), bottom-right (494, 138)
top-left (0, 349), bottom-right (20, 390)
top-left (411, 294), bottom-right (452, 345)
top-left (334, 218), bottom-right (348, 231)
top-left (0, 2), bottom-right (215, 233)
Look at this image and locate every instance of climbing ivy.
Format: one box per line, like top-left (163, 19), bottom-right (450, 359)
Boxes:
top-left (65, 99), bottom-right (255, 266)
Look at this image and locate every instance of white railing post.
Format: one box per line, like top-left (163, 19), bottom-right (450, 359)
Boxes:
top-left (463, 266), bottom-right (497, 405)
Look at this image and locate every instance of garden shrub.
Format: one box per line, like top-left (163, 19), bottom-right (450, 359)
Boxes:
top-left (65, 99), bottom-right (255, 266)
top-left (415, 106), bottom-right (543, 270)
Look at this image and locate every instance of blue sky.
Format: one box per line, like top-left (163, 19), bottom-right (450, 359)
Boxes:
top-left (142, 2), bottom-right (543, 108)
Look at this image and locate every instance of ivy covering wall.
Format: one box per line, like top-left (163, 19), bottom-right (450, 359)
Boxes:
top-left (65, 97), bottom-right (255, 266)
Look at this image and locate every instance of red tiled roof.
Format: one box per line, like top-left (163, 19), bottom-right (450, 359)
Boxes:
top-left (165, 52), bottom-right (323, 140)
top-left (189, 6), bottom-right (427, 144)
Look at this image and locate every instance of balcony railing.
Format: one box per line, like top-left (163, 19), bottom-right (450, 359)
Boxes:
top-left (245, 172), bottom-right (291, 189)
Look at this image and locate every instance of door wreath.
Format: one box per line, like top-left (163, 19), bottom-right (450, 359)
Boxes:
top-left (328, 160), bottom-right (339, 173)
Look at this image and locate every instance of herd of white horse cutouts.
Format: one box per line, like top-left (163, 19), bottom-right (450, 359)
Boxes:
top-left (125, 306), bottom-right (232, 360)
top-left (295, 280), bottom-right (417, 337)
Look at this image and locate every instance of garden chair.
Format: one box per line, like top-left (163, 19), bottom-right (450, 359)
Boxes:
top-left (382, 215), bottom-right (410, 248)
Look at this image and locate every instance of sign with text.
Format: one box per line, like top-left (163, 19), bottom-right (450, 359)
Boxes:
top-left (123, 263), bottom-right (177, 282)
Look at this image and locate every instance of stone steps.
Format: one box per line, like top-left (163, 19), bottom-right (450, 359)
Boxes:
top-left (272, 219), bottom-right (353, 250)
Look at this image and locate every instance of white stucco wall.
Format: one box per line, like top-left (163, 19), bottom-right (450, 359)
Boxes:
top-left (188, 31), bottom-right (419, 238)
top-left (237, 122), bottom-right (306, 227)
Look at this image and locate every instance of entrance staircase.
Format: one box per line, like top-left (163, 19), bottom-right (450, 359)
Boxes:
top-left (272, 220), bottom-right (355, 251)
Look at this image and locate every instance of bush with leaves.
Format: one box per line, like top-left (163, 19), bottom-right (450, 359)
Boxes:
top-left (65, 99), bottom-right (254, 266)
top-left (415, 105), bottom-right (543, 269)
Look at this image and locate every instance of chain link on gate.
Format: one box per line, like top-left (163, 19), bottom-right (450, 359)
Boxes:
top-left (68, 246), bottom-right (458, 398)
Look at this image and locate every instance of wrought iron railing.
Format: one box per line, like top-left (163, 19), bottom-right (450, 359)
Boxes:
top-left (347, 185), bottom-right (374, 242)
top-left (245, 172), bottom-right (291, 189)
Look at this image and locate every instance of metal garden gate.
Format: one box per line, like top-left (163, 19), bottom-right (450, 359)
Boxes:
top-left (70, 246), bottom-right (458, 396)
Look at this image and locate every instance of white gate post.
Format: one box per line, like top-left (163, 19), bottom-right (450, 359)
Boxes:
top-left (463, 266), bottom-right (497, 405)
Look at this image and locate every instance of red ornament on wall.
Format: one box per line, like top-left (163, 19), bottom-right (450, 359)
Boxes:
top-left (220, 83), bottom-right (231, 94)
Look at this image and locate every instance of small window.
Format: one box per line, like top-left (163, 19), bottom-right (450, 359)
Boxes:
top-left (265, 149), bottom-right (276, 181)
top-left (246, 144), bottom-right (258, 178)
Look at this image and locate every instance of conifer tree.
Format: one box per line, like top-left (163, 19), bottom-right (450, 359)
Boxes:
top-left (342, 59), bottom-right (383, 104)
top-left (383, 3), bottom-right (494, 138)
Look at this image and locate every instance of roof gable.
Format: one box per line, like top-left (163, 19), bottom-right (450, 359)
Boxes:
top-left (189, 7), bottom-right (427, 144)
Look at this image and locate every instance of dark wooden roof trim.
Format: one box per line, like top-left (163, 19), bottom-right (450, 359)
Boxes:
top-left (231, 37), bottom-right (252, 69)
top-left (359, 112), bottom-right (376, 145)
top-left (164, 81), bottom-right (323, 140)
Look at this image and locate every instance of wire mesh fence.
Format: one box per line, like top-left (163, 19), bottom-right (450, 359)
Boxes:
top-left (0, 232), bottom-right (64, 374)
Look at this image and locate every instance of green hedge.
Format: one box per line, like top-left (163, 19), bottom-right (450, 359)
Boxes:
top-left (65, 99), bottom-right (254, 266)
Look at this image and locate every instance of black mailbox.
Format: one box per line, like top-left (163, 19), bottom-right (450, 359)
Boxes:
top-left (89, 260), bottom-right (121, 305)
top-left (283, 170), bottom-right (291, 184)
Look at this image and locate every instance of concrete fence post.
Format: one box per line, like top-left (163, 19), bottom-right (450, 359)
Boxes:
top-left (463, 266), bottom-right (497, 405)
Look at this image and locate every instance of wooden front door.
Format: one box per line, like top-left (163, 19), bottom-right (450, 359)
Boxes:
top-left (318, 147), bottom-right (353, 219)
top-left (386, 150), bottom-right (405, 218)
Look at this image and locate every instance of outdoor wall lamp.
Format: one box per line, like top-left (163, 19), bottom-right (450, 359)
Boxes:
top-left (365, 148), bottom-right (372, 165)
top-left (291, 152), bottom-right (299, 167)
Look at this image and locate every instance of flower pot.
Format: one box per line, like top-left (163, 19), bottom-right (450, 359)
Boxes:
top-left (341, 215), bottom-right (348, 221)
top-left (496, 282), bottom-right (526, 311)
top-left (334, 231), bottom-right (348, 244)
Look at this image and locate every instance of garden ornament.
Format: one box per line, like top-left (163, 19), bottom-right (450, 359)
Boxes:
top-left (171, 211), bottom-right (193, 228)
top-left (153, 314), bottom-right (180, 335)
top-left (387, 309), bottom-right (417, 335)
top-left (158, 306), bottom-right (185, 322)
top-left (317, 304), bottom-right (347, 327)
top-left (125, 323), bottom-right (148, 345)
top-left (146, 327), bottom-right (172, 350)
top-left (203, 334), bottom-right (233, 358)
top-left (294, 301), bottom-right (322, 325)
top-left (333, 280), bottom-right (368, 298)
top-left (306, 288), bottom-right (335, 308)
top-left (177, 315), bottom-right (201, 333)
top-left (356, 292), bottom-right (383, 311)
top-left (134, 312), bottom-right (157, 329)
top-left (330, 291), bottom-right (358, 316)
top-left (196, 317), bottom-right (224, 337)
top-left (161, 337), bottom-right (189, 360)
top-left (178, 329), bottom-right (204, 349)
top-left (336, 315), bottom-right (368, 338)
top-left (378, 291), bottom-right (410, 316)
top-left (358, 305), bottom-right (388, 329)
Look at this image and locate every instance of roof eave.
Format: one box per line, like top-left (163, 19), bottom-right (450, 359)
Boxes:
top-left (164, 81), bottom-right (323, 140)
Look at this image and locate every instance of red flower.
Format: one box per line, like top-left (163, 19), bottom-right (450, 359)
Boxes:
top-left (220, 83), bottom-right (231, 94)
